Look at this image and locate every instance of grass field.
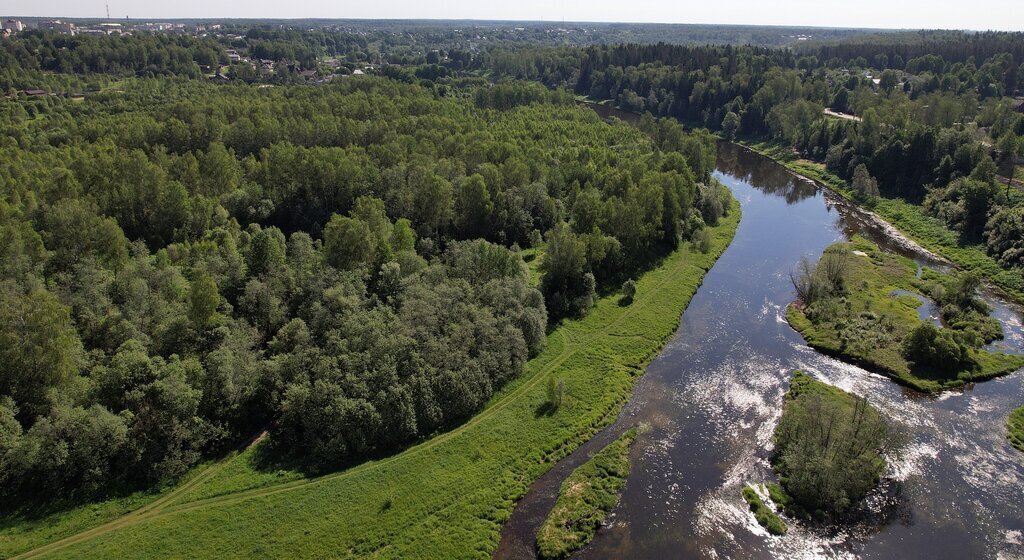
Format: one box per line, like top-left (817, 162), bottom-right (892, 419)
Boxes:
top-left (741, 141), bottom-right (1024, 306)
top-left (786, 239), bottom-right (1024, 392)
top-left (1010, 406), bottom-right (1024, 453)
top-left (536, 428), bottom-right (638, 559)
top-left (5, 200), bottom-right (740, 560)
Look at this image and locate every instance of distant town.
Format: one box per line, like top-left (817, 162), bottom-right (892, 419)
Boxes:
top-left (2, 17), bottom-right (223, 37)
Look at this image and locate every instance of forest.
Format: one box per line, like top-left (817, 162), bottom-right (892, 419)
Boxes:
top-left (478, 35), bottom-right (1024, 286)
top-left (0, 72), bottom-right (723, 508)
top-left (2, 22), bottom-right (1024, 559)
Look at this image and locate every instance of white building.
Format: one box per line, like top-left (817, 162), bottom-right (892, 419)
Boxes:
top-left (2, 19), bottom-right (25, 32)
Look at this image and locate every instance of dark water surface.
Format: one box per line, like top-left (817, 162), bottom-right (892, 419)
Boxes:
top-left (495, 141), bottom-right (1024, 560)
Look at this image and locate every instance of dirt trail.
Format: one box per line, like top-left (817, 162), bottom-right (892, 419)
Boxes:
top-left (12, 430), bottom-right (268, 560)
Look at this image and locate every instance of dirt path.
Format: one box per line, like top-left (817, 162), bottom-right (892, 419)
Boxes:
top-left (12, 430), bottom-right (268, 560)
top-left (823, 108), bottom-right (862, 122)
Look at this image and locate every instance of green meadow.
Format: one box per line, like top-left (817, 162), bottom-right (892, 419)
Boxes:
top-left (7, 200), bottom-right (740, 560)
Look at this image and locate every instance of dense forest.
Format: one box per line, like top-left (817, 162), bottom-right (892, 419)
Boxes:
top-left (0, 73), bottom-right (723, 506)
top-left (478, 35), bottom-right (1024, 279)
top-left (2, 21), bottom-right (1023, 530)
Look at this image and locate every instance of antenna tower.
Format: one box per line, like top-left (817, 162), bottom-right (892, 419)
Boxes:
top-left (106, 2), bottom-right (110, 19)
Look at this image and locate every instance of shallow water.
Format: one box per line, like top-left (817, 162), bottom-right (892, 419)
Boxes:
top-left (890, 289), bottom-right (942, 326)
top-left (495, 141), bottom-right (1024, 560)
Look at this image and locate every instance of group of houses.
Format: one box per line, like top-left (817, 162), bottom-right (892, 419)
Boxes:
top-left (1, 18), bottom-right (221, 38)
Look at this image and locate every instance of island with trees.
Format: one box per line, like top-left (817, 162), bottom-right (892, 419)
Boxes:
top-left (756, 371), bottom-right (897, 525)
top-left (786, 239), bottom-right (1024, 391)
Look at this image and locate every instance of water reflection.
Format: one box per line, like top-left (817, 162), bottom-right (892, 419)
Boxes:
top-left (715, 144), bottom-right (819, 204)
top-left (496, 140), bottom-right (1024, 560)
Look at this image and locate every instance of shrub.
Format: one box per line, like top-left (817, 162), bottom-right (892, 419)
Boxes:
top-left (693, 228), bottom-right (713, 254)
top-left (741, 486), bottom-right (787, 535)
top-left (902, 323), bottom-right (975, 372)
top-left (620, 279), bottom-right (637, 304)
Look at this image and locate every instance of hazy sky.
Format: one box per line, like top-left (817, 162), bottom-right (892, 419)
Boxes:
top-left (4, 0), bottom-right (1023, 31)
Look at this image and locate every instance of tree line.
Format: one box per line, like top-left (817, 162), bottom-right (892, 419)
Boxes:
top-left (477, 36), bottom-right (1024, 275)
top-left (0, 75), bottom-right (719, 505)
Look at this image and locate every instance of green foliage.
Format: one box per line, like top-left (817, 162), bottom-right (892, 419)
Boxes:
top-left (187, 271), bottom-right (222, 330)
top-left (536, 428), bottom-right (638, 559)
top-left (0, 286), bottom-right (84, 422)
top-left (787, 239), bottom-right (1024, 392)
top-left (902, 323), bottom-right (973, 371)
top-left (1009, 406), bottom-right (1024, 453)
top-left (546, 377), bottom-right (565, 410)
top-left (851, 164), bottom-right (880, 201)
top-left (1, 75), bottom-right (718, 510)
top-left (985, 206), bottom-right (1024, 269)
top-left (621, 279), bottom-right (637, 303)
top-left (2, 194), bottom-right (738, 560)
top-left (773, 371), bottom-right (894, 516)
top-left (741, 486), bottom-right (787, 536)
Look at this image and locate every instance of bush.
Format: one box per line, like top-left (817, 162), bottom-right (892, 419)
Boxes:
top-left (693, 228), bottom-right (713, 254)
top-left (902, 323), bottom-right (975, 373)
top-left (620, 279), bottom-right (637, 304)
top-left (742, 486), bottom-right (787, 535)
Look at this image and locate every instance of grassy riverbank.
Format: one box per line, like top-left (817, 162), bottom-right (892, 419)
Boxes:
top-left (536, 428), bottom-right (638, 559)
top-left (6, 200), bottom-right (740, 559)
top-left (1010, 406), bottom-right (1024, 453)
top-left (786, 239), bottom-right (1024, 392)
top-left (741, 141), bottom-right (1024, 306)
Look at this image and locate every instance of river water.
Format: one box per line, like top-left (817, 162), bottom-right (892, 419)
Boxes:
top-left (495, 140), bottom-right (1024, 560)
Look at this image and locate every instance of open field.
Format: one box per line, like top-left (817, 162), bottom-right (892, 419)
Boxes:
top-left (5, 200), bottom-right (740, 560)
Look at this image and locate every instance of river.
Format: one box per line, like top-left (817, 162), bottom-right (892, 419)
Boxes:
top-left (495, 138), bottom-right (1024, 559)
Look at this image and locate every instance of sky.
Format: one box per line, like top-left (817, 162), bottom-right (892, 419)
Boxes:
top-left (4, 0), bottom-right (1023, 31)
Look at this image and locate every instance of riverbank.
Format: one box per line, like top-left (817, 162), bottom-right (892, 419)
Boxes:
top-left (739, 140), bottom-right (1024, 306)
top-left (6, 200), bottom-right (741, 559)
top-left (786, 239), bottom-right (1024, 392)
top-left (536, 428), bottom-right (638, 559)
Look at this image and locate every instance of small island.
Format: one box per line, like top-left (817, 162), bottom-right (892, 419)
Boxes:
top-left (786, 239), bottom-right (1024, 392)
top-left (536, 428), bottom-right (638, 560)
top-left (1010, 406), bottom-right (1024, 453)
top-left (746, 371), bottom-right (895, 533)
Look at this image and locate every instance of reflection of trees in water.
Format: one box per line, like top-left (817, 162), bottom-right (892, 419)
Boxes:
top-left (715, 142), bottom-right (818, 204)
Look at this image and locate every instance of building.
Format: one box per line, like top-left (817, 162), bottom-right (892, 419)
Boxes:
top-left (96, 22), bottom-right (123, 34)
top-left (38, 19), bottom-right (77, 34)
top-left (2, 19), bottom-right (24, 33)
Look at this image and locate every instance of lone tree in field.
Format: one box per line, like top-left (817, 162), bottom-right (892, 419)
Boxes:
top-left (621, 279), bottom-right (637, 304)
top-left (547, 376), bottom-right (565, 410)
